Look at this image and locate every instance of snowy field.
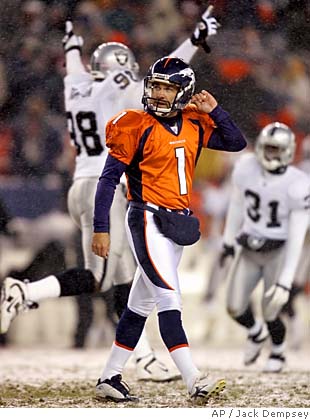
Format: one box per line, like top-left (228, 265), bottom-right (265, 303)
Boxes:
top-left (1, 245), bottom-right (309, 409)
top-left (0, 344), bottom-right (309, 408)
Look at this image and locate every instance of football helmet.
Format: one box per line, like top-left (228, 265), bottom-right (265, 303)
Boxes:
top-left (90, 42), bottom-right (139, 80)
top-left (142, 56), bottom-right (195, 117)
top-left (255, 122), bottom-right (296, 172)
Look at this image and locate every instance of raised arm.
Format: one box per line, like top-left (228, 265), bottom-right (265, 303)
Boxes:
top-left (191, 90), bottom-right (247, 152)
top-left (62, 21), bottom-right (86, 75)
top-left (170, 5), bottom-right (220, 63)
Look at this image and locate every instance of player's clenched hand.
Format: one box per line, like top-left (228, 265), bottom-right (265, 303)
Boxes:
top-left (92, 232), bottom-right (110, 258)
top-left (191, 90), bottom-right (217, 113)
top-left (191, 5), bottom-right (220, 53)
top-left (62, 20), bottom-right (84, 53)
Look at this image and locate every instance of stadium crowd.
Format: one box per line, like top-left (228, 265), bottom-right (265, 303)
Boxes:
top-left (0, 1), bottom-right (309, 181)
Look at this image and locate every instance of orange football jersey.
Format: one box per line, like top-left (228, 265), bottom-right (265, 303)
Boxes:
top-left (106, 105), bottom-right (216, 209)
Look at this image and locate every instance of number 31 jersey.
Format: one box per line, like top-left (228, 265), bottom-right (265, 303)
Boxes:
top-left (64, 70), bottom-right (143, 180)
top-left (233, 153), bottom-right (310, 240)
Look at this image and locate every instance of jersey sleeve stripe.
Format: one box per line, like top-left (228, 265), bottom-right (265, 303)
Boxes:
top-left (112, 111), bottom-right (127, 125)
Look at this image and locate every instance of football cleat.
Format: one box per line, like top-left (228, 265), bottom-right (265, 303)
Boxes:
top-left (263, 353), bottom-right (286, 373)
top-left (244, 324), bottom-right (269, 366)
top-left (96, 375), bottom-right (139, 402)
top-left (190, 375), bottom-right (226, 400)
top-left (135, 353), bottom-right (181, 382)
top-left (0, 277), bottom-right (38, 334)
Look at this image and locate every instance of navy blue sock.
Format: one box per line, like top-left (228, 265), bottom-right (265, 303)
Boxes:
top-left (158, 310), bottom-right (188, 351)
top-left (115, 307), bottom-right (147, 350)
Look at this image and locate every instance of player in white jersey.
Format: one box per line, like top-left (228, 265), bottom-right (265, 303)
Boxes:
top-left (0, 7), bottom-right (220, 380)
top-left (220, 122), bottom-right (310, 372)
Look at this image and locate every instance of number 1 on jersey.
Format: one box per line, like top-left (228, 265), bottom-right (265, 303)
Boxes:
top-left (175, 147), bottom-right (187, 195)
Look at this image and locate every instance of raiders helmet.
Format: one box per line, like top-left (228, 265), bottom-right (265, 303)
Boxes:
top-left (142, 56), bottom-right (195, 117)
top-left (90, 42), bottom-right (139, 80)
top-left (255, 122), bottom-right (296, 172)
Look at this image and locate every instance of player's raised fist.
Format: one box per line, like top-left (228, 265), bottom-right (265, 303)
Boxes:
top-left (191, 90), bottom-right (218, 113)
top-left (62, 20), bottom-right (84, 53)
top-left (191, 5), bottom-right (220, 53)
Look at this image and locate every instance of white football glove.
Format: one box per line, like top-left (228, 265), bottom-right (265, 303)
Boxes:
top-left (62, 21), bottom-right (84, 53)
top-left (191, 5), bottom-right (220, 53)
top-left (264, 284), bottom-right (290, 320)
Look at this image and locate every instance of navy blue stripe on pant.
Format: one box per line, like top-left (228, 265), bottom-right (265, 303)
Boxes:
top-left (127, 206), bottom-right (173, 290)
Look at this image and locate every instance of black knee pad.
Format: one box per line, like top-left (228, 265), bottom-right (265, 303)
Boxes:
top-left (56, 268), bottom-right (96, 296)
top-left (267, 317), bottom-right (286, 345)
top-left (233, 305), bottom-right (255, 329)
top-left (113, 283), bottom-right (132, 319)
top-left (74, 294), bottom-right (94, 348)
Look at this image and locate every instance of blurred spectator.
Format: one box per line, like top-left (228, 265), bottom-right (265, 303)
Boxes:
top-left (282, 56), bottom-right (310, 122)
top-left (278, 0), bottom-right (310, 52)
top-left (10, 94), bottom-right (63, 180)
top-left (0, 60), bottom-right (8, 108)
top-left (0, 120), bottom-right (13, 175)
top-left (0, 0), bottom-right (308, 156)
top-left (146, 0), bottom-right (181, 44)
top-left (298, 135), bottom-right (310, 173)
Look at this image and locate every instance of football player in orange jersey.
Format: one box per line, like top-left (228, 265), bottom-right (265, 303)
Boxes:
top-left (92, 56), bottom-right (246, 402)
top-left (0, 6), bottom-right (221, 381)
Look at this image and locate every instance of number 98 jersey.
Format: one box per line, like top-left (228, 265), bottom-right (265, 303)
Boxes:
top-left (233, 153), bottom-right (310, 240)
top-left (64, 70), bottom-right (143, 180)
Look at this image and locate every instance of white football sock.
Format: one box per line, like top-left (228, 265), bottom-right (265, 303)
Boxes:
top-left (169, 346), bottom-right (200, 392)
top-left (27, 275), bottom-right (61, 302)
top-left (249, 320), bottom-right (264, 337)
top-left (100, 342), bottom-right (133, 380)
top-left (271, 342), bottom-right (285, 355)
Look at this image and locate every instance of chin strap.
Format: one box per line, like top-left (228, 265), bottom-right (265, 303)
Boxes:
top-left (266, 166), bottom-right (288, 175)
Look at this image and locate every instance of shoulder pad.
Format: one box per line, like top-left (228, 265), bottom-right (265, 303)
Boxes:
top-left (109, 109), bottom-right (145, 130)
top-left (232, 152), bottom-right (256, 182)
top-left (183, 104), bottom-right (216, 126)
top-left (239, 152), bottom-right (256, 166)
top-left (288, 167), bottom-right (310, 201)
